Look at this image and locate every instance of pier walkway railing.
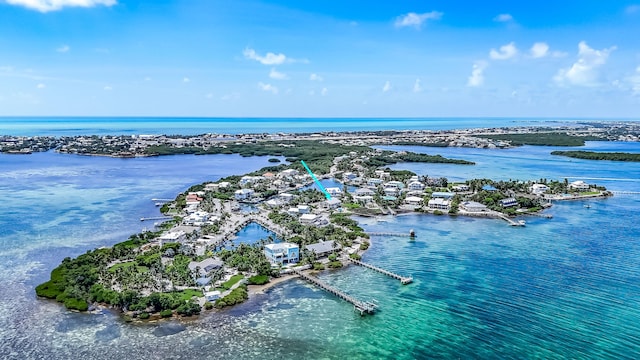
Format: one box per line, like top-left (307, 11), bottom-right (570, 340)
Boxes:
top-left (347, 258), bottom-right (413, 284)
top-left (291, 268), bottom-right (378, 315)
top-left (365, 232), bottom-right (413, 237)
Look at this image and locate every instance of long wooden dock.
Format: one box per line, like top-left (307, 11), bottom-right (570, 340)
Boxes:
top-left (497, 214), bottom-right (525, 226)
top-left (366, 232), bottom-right (413, 237)
top-left (348, 258), bottom-right (413, 284)
top-left (140, 216), bottom-right (173, 222)
top-left (292, 268), bottom-right (378, 315)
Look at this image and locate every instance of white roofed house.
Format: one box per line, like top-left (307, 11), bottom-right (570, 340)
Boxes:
top-left (300, 213), bottom-right (318, 224)
top-left (385, 181), bottom-right (405, 189)
top-left (405, 196), bottom-right (424, 206)
top-left (158, 230), bottom-right (186, 246)
top-left (529, 183), bottom-right (549, 195)
top-left (460, 201), bottom-right (487, 212)
top-left (264, 242), bottom-right (299, 265)
top-left (279, 169), bottom-right (299, 179)
top-left (407, 181), bottom-right (425, 191)
top-left (355, 188), bottom-right (375, 197)
top-left (234, 188), bottom-right (254, 201)
top-left (326, 187), bottom-right (343, 198)
top-left (428, 198), bottom-right (450, 210)
top-left (569, 181), bottom-right (590, 191)
top-left (325, 198), bottom-right (342, 209)
top-left (343, 172), bottom-right (357, 181)
top-left (384, 187), bottom-right (399, 197)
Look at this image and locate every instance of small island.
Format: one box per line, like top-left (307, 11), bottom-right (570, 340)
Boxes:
top-left (34, 135), bottom-right (611, 320)
top-left (551, 150), bottom-right (640, 162)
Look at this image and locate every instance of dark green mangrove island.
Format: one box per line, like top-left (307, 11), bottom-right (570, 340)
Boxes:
top-left (551, 150), bottom-right (640, 162)
top-left (475, 132), bottom-right (600, 147)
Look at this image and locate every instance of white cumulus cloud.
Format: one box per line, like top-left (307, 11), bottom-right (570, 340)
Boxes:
top-left (243, 48), bottom-right (289, 65)
top-left (382, 81), bottom-right (392, 92)
top-left (258, 82), bottom-right (278, 94)
top-left (394, 11), bottom-right (442, 29)
top-left (103, 85), bottom-right (112, 91)
top-left (309, 73), bottom-right (323, 82)
top-left (36, 83), bottom-right (45, 89)
top-left (493, 13), bottom-right (514, 22)
top-left (489, 42), bottom-right (518, 60)
top-left (7, 0), bottom-right (116, 13)
top-left (183, 77), bottom-right (190, 83)
top-left (530, 42), bottom-right (549, 58)
top-left (56, 44), bottom-right (70, 53)
top-left (321, 87), bottom-right (328, 96)
top-left (413, 78), bottom-right (422, 92)
top-left (554, 41), bottom-right (616, 87)
top-left (269, 68), bottom-right (288, 80)
top-left (467, 61), bottom-right (488, 87)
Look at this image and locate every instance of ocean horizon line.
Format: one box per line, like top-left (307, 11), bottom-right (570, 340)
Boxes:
top-left (1, 116), bottom-right (639, 121)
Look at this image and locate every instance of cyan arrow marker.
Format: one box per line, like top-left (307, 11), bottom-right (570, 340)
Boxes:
top-left (300, 160), bottom-right (332, 200)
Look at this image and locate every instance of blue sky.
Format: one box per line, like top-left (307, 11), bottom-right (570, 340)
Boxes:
top-left (0, 0), bottom-right (639, 117)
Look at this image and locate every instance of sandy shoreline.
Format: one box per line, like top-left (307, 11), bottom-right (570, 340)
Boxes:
top-left (247, 273), bottom-right (299, 296)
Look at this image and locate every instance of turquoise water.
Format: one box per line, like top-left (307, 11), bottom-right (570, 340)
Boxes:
top-left (1, 140), bottom-right (640, 358)
top-left (1, 116), bottom-right (633, 136)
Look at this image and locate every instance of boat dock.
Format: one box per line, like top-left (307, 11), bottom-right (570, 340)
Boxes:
top-left (348, 258), bottom-right (413, 284)
top-left (292, 268), bottom-right (378, 315)
top-left (497, 214), bottom-right (525, 226)
top-left (140, 216), bottom-right (173, 222)
top-left (366, 232), bottom-right (413, 237)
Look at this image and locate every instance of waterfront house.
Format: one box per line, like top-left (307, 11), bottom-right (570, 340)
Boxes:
top-left (218, 181), bottom-right (231, 189)
top-left (460, 201), bottom-right (488, 212)
top-left (529, 183), bottom-right (549, 195)
top-left (499, 198), bottom-right (518, 208)
top-left (264, 243), bottom-right (299, 265)
top-left (326, 187), bottom-right (343, 198)
top-left (367, 178), bottom-right (384, 187)
top-left (353, 195), bottom-right (374, 204)
top-left (428, 198), bottom-right (450, 210)
top-left (408, 181), bottom-right (425, 191)
top-left (569, 181), bottom-right (590, 191)
top-left (305, 240), bottom-right (340, 257)
top-left (431, 192), bottom-right (455, 199)
top-left (158, 231), bottom-right (186, 246)
top-left (287, 207), bottom-right (300, 216)
top-left (405, 196), bottom-right (423, 206)
top-left (234, 188), bottom-right (255, 201)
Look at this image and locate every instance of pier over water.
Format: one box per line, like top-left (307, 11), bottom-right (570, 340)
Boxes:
top-left (292, 268), bottom-right (378, 315)
top-left (348, 258), bottom-right (413, 284)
